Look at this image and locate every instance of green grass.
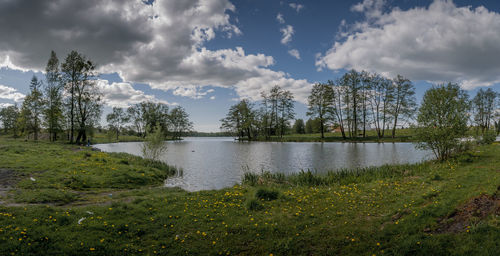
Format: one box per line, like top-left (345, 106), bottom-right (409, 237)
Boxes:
top-left (91, 133), bottom-right (145, 144)
top-left (0, 136), bottom-right (499, 255)
top-left (249, 128), bottom-right (418, 142)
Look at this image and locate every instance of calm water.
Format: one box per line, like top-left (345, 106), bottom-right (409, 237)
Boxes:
top-left (95, 137), bottom-right (432, 191)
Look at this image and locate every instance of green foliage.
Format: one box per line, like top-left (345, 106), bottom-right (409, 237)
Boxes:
top-left (141, 125), bottom-right (168, 161)
top-left (479, 130), bottom-right (497, 145)
top-left (293, 119), bottom-right (305, 134)
top-left (255, 188), bottom-right (279, 201)
top-left (472, 88), bottom-right (497, 134)
top-left (169, 106), bottom-right (193, 140)
top-left (246, 198), bottom-right (264, 211)
top-left (307, 82), bottom-right (335, 138)
top-left (18, 76), bottom-right (44, 140)
top-left (0, 105), bottom-right (20, 136)
top-left (0, 137), bottom-right (499, 255)
top-left (415, 83), bottom-right (470, 160)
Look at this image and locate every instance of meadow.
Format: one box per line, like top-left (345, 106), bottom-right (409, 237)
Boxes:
top-left (0, 136), bottom-right (498, 255)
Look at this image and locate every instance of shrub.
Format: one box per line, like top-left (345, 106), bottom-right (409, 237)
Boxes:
top-left (141, 125), bottom-right (168, 162)
top-left (246, 199), bottom-right (263, 211)
top-left (256, 188), bottom-right (279, 201)
top-left (479, 130), bottom-right (497, 145)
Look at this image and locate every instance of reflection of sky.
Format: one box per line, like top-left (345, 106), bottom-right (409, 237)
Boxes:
top-left (96, 138), bottom-right (432, 191)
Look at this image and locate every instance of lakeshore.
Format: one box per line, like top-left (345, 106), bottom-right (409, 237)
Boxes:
top-left (0, 137), bottom-right (498, 255)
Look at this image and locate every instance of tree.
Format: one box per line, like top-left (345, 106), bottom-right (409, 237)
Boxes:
top-left (390, 75), bottom-right (416, 138)
top-left (305, 118), bottom-right (313, 134)
top-left (292, 119), bottom-right (305, 134)
top-left (221, 100), bottom-right (257, 140)
top-left (106, 107), bottom-right (129, 140)
top-left (44, 50), bottom-right (64, 141)
top-left (341, 70), bottom-right (362, 138)
top-left (415, 83), bottom-right (470, 160)
top-left (307, 82), bottom-right (335, 139)
top-left (472, 88), bottom-right (497, 134)
top-left (0, 105), bottom-right (19, 136)
top-left (169, 106), bottom-right (193, 140)
top-left (61, 50), bottom-right (96, 143)
top-left (367, 74), bottom-right (394, 139)
top-left (259, 85), bottom-right (295, 138)
top-left (127, 102), bottom-right (169, 137)
top-left (18, 76), bottom-right (44, 140)
top-left (142, 125), bottom-right (168, 162)
top-left (330, 80), bottom-right (347, 139)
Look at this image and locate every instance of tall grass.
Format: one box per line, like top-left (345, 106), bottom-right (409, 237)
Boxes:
top-left (242, 162), bottom-right (429, 187)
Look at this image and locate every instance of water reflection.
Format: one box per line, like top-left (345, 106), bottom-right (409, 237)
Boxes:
top-left (95, 137), bottom-right (432, 191)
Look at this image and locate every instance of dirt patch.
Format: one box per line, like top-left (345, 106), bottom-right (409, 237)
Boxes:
top-left (0, 169), bottom-right (19, 204)
top-left (433, 187), bottom-right (500, 233)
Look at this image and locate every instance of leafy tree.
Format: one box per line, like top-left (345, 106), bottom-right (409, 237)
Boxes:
top-left (330, 80), bottom-right (347, 138)
top-left (61, 50), bottom-right (97, 143)
top-left (367, 74), bottom-right (394, 138)
top-left (0, 105), bottom-right (19, 136)
top-left (260, 85), bottom-right (295, 138)
top-left (472, 88), bottom-right (497, 134)
top-left (220, 100), bottom-right (256, 140)
top-left (142, 125), bottom-right (168, 161)
top-left (390, 75), bottom-right (416, 138)
top-left (341, 70), bottom-right (362, 138)
top-left (415, 83), bottom-right (470, 160)
top-left (292, 119), bottom-right (305, 134)
top-left (106, 107), bottom-right (129, 140)
top-left (127, 102), bottom-right (169, 137)
top-left (305, 118), bottom-right (313, 134)
top-left (307, 82), bottom-right (335, 138)
top-left (44, 50), bottom-right (64, 141)
top-left (169, 106), bottom-right (193, 140)
top-left (18, 76), bottom-right (44, 140)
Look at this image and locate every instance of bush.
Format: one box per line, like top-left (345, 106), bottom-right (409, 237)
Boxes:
top-left (256, 188), bottom-right (279, 201)
top-left (141, 125), bottom-right (167, 162)
top-left (246, 199), bottom-right (263, 211)
top-left (479, 130), bottom-right (497, 145)
top-left (242, 172), bottom-right (259, 186)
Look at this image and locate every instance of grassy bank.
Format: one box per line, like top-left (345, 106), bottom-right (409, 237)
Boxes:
top-left (0, 137), bottom-right (499, 255)
top-left (246, 128), bottom-right (418, 142)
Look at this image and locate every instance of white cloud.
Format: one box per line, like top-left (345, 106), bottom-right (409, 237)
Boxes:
top-left (351, 0), bottom-right (386, 19)
top-left (96, 80), bottom-right (174, 108)
top-left (209, 96), bottom-right (216, 100)
top-left (317, 0), bottom-right (500, 89)
top-left (276, 13), bottom-right (285, 24)
top-left (289, 3), bottom-right (304, 13)
top-left (0, 0), bottom-right (311, 102)
top-left (234, 69), bottom-right (311, 103)
top-left (288, 49), bottom-right (301, 60)
top-left (0, 102), bottom-right (14, 108)
top-left (0, 84), bottom-right (25, 102)
top-left (280, 25), bottom-right (294, 45)
top-left (172, 86), bottom-right (213, 99)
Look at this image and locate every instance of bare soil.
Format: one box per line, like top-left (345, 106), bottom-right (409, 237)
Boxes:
top-left (434, 186), bottom-right (500, 233)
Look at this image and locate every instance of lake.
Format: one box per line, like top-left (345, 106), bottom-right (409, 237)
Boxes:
top-left (95, 137), bottom-right (432, 191)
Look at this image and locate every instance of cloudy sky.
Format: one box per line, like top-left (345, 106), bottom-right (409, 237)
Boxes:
top-left (1, 0), bottom-right (500, 131)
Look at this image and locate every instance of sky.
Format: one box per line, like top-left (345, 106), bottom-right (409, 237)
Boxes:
top-left (1, 0), bottom-right (500, 132)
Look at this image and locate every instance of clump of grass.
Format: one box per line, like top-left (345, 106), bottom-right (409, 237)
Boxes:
top-left (243, 163), bottom-right (430, 187)
top-left (256, 188), bottom-right (279, 201)
top-left (246, 198), bottom-right (263, 211)
top-left (242, 172), bottom-right (259, 186)
top-left (14, 189), bottom-right (79, 205)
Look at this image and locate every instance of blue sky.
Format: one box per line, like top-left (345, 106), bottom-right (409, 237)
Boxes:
top-left (1, 0), bottom-right (500, 131)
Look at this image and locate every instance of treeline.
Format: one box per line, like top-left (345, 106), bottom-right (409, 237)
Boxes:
top-left (221, 70), bottom-right (500, 141)
top-left (0, 50), bottom-right (193, 143)
top-left (107, 102), bottom-right (192, 141)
